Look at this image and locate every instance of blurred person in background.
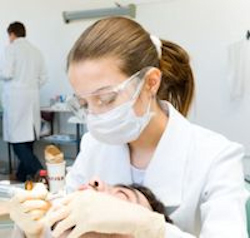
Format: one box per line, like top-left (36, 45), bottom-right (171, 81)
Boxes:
top-left (0, 21), bottom-right (47, 182)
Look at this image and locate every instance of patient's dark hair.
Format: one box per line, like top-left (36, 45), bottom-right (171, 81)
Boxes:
top-left (118, 184), bottom-right (173, 224)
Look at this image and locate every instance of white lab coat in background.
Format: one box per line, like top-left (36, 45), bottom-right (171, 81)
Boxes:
top-left (227, 39), bottom-right (250, 100)
top-left (0, 37), bottom-right (47, 143)
top-left (13, 102), bottom-right (248, 238)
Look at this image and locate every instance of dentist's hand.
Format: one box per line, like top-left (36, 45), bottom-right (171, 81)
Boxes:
top-left (48, 190), bottom-right (165, 238)
top-left (9, 183), bottom-right (50, 238)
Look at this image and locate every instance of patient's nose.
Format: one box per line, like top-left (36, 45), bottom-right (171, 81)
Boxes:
top-left (88, 177), bottom-right (107, 192)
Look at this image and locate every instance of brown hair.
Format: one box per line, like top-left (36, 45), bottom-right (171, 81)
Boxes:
top-left (7, 22), bottom-right (26, 37)
top-left (68, 17), bottom-right (194, 116)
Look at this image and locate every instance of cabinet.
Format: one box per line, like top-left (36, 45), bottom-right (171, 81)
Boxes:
top-left (40, 106), bottom-right (85, 157)
top-left (0, 106), bottom-right (85, 173)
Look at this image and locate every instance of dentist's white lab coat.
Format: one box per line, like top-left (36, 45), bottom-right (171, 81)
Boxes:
top-left (0, 37), bottom-right (47, 143)
top-left (13, 102), bottom-right (248, 238)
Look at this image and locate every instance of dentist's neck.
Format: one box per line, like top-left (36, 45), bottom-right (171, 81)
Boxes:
top-left (128, 101), bottom-right (168, 168)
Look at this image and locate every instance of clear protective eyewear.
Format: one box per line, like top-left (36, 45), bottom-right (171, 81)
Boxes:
top-left (67, 67), bottom-right (152, 121)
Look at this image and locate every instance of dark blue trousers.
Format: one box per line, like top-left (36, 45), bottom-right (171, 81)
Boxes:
top-left (12, 141), bottom-right (43, 182)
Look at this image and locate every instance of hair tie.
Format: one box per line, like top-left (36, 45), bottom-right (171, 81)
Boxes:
top-left (150, 35), bottom-right (162, 59)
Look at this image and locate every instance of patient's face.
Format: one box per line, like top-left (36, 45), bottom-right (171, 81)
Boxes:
top-left (82, 177), bottom-right (152, 210)
top-left (60, 178), bottom-right (151, 238)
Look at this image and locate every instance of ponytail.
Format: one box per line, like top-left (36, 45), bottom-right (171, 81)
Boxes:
top-left (158, 40), bottom-right (194, 116)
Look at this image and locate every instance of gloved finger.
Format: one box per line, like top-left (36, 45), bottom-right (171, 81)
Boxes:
top-left (32, 183), bottom-right (48, 194)
top-left (15, 190), bottom-right (33, 202)
top-left (22, 219), bottom-right (44, 236)
top-left (9, 195), bottom-right (21, 207)
top-left (22, 199), bottom-right (51, 212)
top-left (61, 189), bottom-right (96, 206)
top-left (47, 202), bottom-right (63, 214)
top-left (16, 189), bottom-right (48, 203)
top-left (29, 183), bottom-right (48, 200)
top-left (29, 209), bottom-right (47, 220)
top-left (59, 192), bottom-right (80, 206)
top-left (10, 207), bottom-right (34, 225)
top-left (52, 216), bottom-right (75, 238)
top-left (46, 206), bottom-right (70, 228)
top-left (67, 225), bottom-right (88, 238)
top-left (9, 197), bottom-right (27, 219)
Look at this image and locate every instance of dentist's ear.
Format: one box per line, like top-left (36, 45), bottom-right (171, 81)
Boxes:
top-left (144, 68), bottom-right (162, 96)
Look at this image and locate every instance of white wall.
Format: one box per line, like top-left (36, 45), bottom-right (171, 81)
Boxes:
top-left (0, 0), bottom-right (250, 153)
top-left (135, 0), bottom-right (250, 153)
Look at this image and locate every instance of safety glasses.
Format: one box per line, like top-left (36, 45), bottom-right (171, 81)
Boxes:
top-left (67, 67), bottom-right (153, 121)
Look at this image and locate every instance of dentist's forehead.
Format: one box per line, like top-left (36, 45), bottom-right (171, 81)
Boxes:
top-left (68, 57), bottom-right (127, 96)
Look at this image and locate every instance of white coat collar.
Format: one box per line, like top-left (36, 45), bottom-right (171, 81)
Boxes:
top-left (143, 102), bottom-right (191, 207)
top-left (13, 37), bottom-right (26, 44)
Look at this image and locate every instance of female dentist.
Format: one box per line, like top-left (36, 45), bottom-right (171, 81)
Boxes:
top-left (11, 16), bottom-right (248, 238)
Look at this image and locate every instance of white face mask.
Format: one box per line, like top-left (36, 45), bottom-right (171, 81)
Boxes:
top-left (86, 94), bottom-right (153, 145)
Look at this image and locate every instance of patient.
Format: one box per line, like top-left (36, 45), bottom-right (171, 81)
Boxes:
top-left (58, 180), bottom-right (172, 238)
top-left (81, 178), bottom-right (172, 222)
top-left (11, 179), bottom-right (172, 238)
